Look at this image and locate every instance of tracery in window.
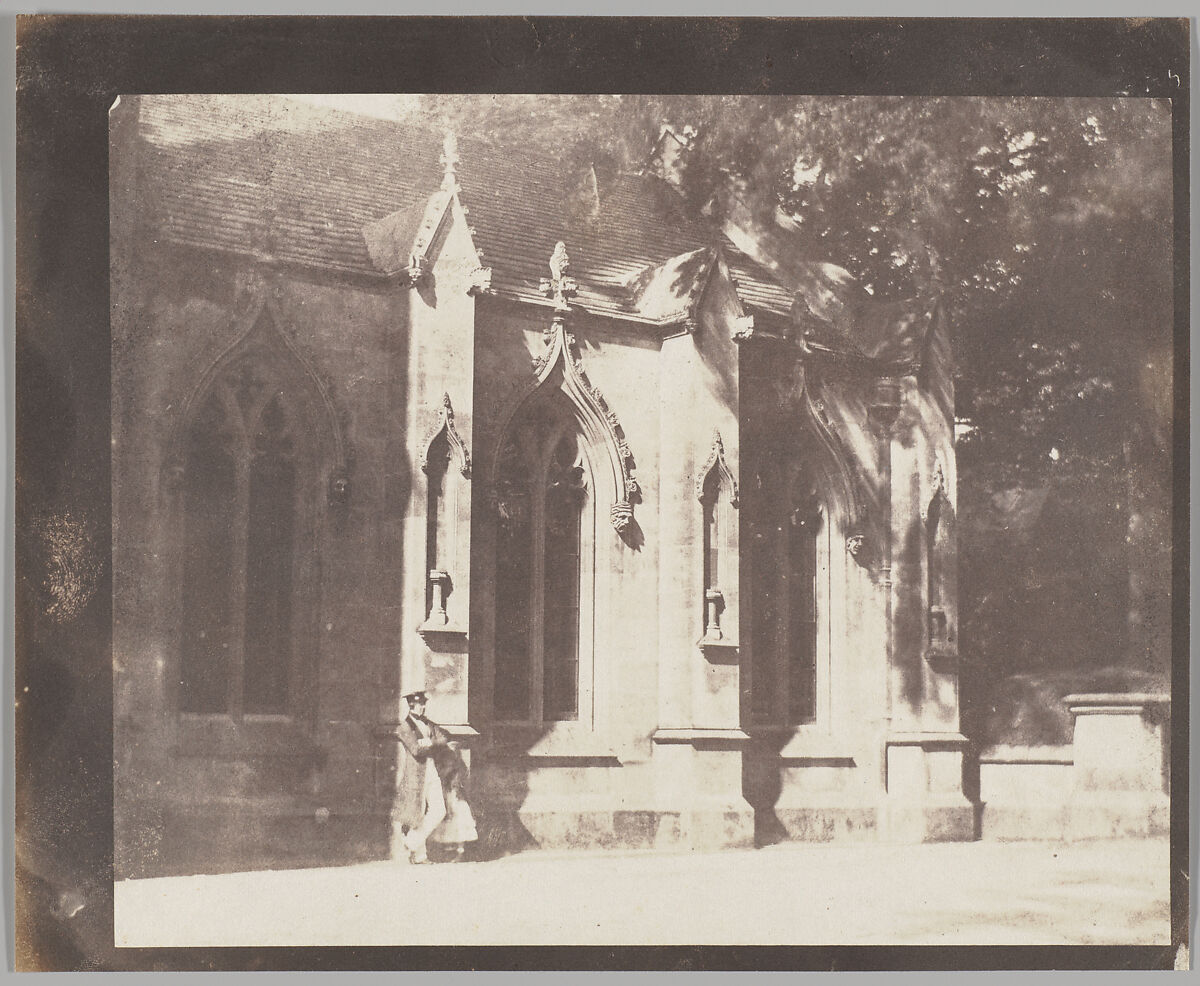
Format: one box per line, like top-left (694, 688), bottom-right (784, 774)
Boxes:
top-left (493, 394), bottom-right (594, 724)
top-left (176, 319), bottom-right (326, 719)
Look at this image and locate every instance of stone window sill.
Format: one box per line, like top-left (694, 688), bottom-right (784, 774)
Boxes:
top-left (696, 637), bottom-right (740, 662)
top-left (651, 727), bottom-right (750, 750)
top-left (416, 623), bottom-right (469, 646)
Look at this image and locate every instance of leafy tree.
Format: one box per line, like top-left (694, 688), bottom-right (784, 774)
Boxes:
top-left (418, 95), bottom-right (1174, 728)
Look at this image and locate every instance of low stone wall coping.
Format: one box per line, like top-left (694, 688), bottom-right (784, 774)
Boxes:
top-left (651, 727), bottom-right (751, 744)
top-left (1061, 692), bottom-right (1170, 708)
top-left (886, 731), bottom-right (970, 747)
top-left (978, 744), bottom-right (1073, 765)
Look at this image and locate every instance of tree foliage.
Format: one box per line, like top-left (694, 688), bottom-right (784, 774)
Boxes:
top-left (420, 95), bottom-right (1174, 693)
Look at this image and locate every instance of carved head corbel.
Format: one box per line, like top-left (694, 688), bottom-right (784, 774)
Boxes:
top-left (329, 474), bottom-right (351, 507)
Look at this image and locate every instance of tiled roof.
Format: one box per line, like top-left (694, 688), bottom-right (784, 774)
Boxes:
top-left (134, 95), bottom-right (796, 327)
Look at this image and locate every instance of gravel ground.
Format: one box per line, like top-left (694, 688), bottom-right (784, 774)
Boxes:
top-left (115, 838), bottom-right (1170, 948)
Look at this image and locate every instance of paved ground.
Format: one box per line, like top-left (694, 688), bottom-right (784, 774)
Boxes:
top-left (115, 838), bottom-right (1170, 947)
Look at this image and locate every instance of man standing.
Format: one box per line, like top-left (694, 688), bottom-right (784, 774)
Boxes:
top-left (395, 691), bottom-right (477, 863)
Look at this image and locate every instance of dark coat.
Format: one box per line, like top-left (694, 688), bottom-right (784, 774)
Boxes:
top-left (394, 715), bottom-right (468, 832)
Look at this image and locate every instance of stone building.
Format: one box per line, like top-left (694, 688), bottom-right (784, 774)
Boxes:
top-left (112, 96), bottom-right (970, 878)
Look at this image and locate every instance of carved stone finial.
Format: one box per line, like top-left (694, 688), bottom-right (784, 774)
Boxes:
top-left (234, 267), bottom-right (271, 310)
top-left (549, 241), bottom-right (569, 280)
top-left (406, 253), bottom-right (428, 285)
top-left (540, 241), bottom-right (578, 311)
top-left (441, 130), bottom-right (459, 190)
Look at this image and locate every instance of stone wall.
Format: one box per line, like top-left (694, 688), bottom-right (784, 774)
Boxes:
top-left (113, 225), bottom-right (411, 874)
top-left (979, 694), bottom-right (1169, 840)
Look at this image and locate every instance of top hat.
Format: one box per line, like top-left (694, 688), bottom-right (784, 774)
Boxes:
top-left (403, 690), bottom-right (428, 703)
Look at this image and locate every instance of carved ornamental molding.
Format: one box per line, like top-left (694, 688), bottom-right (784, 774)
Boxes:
top-left (539, 241), bottom-right (578, 311)
top-left (731, 314), bottom-right (756, 343)
top-left (695, 429), bottom-right (740, 508)
top-left (419, 392), bottom-right (472, 480)
top-left (494, 312), bottom-right (640, 537)
top-left (924, 456), bottom-right (951, 526)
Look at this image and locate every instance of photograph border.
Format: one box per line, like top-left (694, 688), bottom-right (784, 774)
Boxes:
top-left (12, 14), bottom-right (1191, 971)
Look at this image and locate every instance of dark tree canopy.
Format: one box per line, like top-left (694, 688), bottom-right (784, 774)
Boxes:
top-left (416, 94), bottom-right (1174, 740)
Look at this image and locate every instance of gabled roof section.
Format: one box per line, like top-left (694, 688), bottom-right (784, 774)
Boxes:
top-left (623, 246), bottom-right (717, 325)
top-left (133, 95), bottom-right (797, 328)
top-left (362, 192), bottom-right (446, 278)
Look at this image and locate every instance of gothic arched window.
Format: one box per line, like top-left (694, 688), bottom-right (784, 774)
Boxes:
top-left (493, 394), bottom-right (594, 724)
top-left (176, 340), bottom-right (324, 719)
top-left (697, 430), bottom-right (739, 644)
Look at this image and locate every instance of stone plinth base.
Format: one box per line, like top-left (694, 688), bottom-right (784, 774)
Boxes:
top-left (880, 797), bottom-right (977, 843)
top-left (1064, 693), bottom-right (1169, 793)
top-left (979, 694), bottom-right (1171, 842)
top-left (766, 805), bottom-right (880, 844)
top-left (120, 801), bottom-right (390, 879)
top-left (981, 794), bottom-right (1169, 841)
top-left (879, 731), bottom-right (977, 842)
top-left (475, 804), bottom-right (754, 855)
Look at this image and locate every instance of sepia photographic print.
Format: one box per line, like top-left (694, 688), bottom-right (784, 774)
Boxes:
top-left (15, 17), bottom-right (1188, 972)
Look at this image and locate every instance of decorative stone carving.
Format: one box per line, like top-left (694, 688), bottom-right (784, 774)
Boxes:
top-left (426, 569), bottom-right (450, 626)
top-left (925, 457), bottom-right (949, 525)
top-left (845, 533), bottom-right (865, 557)
top-left (328, 474), bottom-right (350, 507)
top-left (496, 317), bottom-right (640, 538)
top-left (405, 253), bottom-right (429, 285)
top-left (610, 500), bottom-right (634, 533)
top-left (233, 266), bottom-right (282, 311)
top-left (702, 588), bottom-right (725, 642)
top-left (419, 392), bottom-right (472, 479)
top-left (696, 429), bottom-right (740, 508)
top-left (731, 314), bottom-right (756, 342)
top-left (249, 189), bottom-right (280, 261)
top-left (468, 266), bottom-right (493, 295)
top-left (539, 241), bottom-right (578, 311)
top-left (440, 130), bottom-right (460, 192)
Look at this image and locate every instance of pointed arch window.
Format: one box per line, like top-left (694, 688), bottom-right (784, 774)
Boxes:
top-left (494, 394), bottom-right (594, 724)
top-left (174, 317), bottom-right (329, 720)
top-left (697, 430), bottom-right (739, 645)
top-left (420, 394), bottom-right (471, 630)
